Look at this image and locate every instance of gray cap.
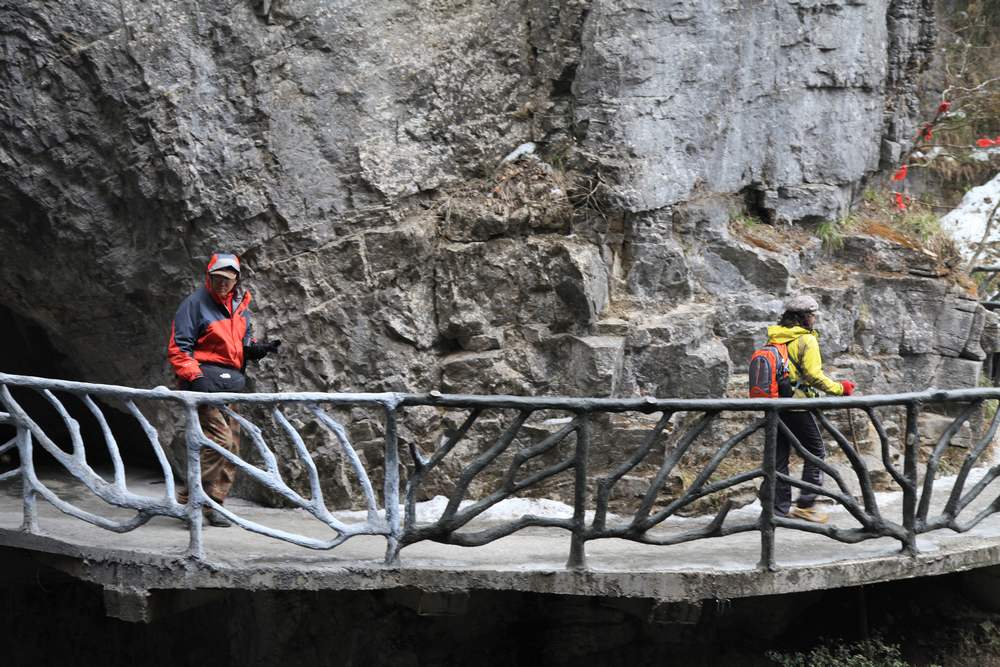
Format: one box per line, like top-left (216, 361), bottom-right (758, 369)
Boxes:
top-left (207, 253), bottom-right (241, 275)
top-left (783, 295), bottom-right (819, 313)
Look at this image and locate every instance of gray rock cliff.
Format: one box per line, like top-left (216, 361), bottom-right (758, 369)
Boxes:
top-left (3, 0), bottom-right (980, 507)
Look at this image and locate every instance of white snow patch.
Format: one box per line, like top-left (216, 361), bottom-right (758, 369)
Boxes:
top-left (334, 495), bottom-right (618, 524)
top-left (500, 142), bottom-right (536, 164)
top-left (329, 468), bottom-right (999, 536)
top-left (412, 495), bottom-right (578, 522)
top-left (913, 146), bottom-right (945, 160)
top-left (939, 172), bottom-right (1000, 259)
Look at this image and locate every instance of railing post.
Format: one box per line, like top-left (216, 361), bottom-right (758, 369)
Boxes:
top-left (184, 403), bottom-right (205, 560)
top-left (17, 427), bottom-right (38, 533)
top-left (902, 401), bottom-right (920, 555)
top-left (383, 403), bottom-right (401, 565)
top-left (567, 412), bottom-right (590, 570)
top-left (758, 409), bottom-right (778, 571)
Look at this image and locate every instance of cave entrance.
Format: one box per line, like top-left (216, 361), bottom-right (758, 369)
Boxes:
top-left (0, 304), bottom-right (160, 474)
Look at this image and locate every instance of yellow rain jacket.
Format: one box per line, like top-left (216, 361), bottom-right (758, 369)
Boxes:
top-left (766, 325), bottom-right (845, 398)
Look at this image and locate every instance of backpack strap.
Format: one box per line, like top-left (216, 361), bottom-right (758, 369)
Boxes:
top-left (785, 335), bottom-right (813, 394)
top-left (771, 342), bottom-right (790, 375)
top-left (786, 341), bottom-right (802, 375)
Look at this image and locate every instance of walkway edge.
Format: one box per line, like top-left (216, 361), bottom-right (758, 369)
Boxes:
top-left (4, 527), bottom-right (1000, 603)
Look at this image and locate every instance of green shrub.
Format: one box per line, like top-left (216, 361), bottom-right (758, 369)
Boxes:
top-left (817, 219), bottom-right (845, 251)
top-left (732, 213), bottom-right (762, 229)
top-left (766, 637), bottom-right (911, 667)
top-left (899, 212), bottom-right (943, 243)
top-left (816, 217), bottom-right (861, 252)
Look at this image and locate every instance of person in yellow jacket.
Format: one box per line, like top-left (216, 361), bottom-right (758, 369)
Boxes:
top-left (765, 295), bottom-right (856, 523)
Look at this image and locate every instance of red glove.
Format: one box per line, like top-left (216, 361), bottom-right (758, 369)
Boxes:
top-left (840, 380), bottom-right (856, 396)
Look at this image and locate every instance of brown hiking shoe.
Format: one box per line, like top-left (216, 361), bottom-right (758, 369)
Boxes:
top-left (789, 506), bottom-right (829, 524)
top-left (205, 508), bottom-right (232, 528)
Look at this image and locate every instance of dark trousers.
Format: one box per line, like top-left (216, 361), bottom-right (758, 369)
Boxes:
top-left (775, 410), bottom-right (826, 515)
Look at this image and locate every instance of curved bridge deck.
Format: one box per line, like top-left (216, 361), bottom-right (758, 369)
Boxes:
top-left (5, 372), bottom-right (1000, 619)
top-left (4, 469), bottom-right (1000, 605)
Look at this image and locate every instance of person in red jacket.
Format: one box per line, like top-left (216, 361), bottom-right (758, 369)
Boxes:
top-left (168, 252), bottom-right (280, 526)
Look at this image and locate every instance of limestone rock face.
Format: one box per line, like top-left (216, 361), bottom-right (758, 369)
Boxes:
top-left (574, 0), bottom-right (911, 216)
top-left (0, 0), bottom-right (938, 387)
top-left (435, 237), bottom-right (609, 341)
top-left (623, 309), bottom-right (732, 399)
top-left (0, 0), bottom-right (969, 508)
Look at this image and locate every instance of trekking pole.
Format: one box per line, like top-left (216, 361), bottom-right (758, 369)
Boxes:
top-left (847, 396), bottom-right (862, 453)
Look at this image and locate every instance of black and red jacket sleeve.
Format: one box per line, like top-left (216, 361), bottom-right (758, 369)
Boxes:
top-left (168, 295), bottom-right (203, 383)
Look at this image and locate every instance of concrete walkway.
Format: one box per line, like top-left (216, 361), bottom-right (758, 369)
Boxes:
top-left (3, 468), bottom-right (1000, 604)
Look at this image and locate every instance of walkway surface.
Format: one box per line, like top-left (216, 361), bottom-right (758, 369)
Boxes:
top-left (3, 468), bottom-right (1000, 604)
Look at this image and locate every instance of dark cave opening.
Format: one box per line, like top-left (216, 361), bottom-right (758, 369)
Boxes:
top-left (0, 303), bottom-right (160, 473)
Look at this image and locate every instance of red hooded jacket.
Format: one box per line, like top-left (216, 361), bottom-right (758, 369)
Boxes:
top-left (168, 254), bottom-right (253, 383)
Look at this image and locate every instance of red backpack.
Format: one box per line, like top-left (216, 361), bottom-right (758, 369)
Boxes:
top-left (748, 342), bottom-right (795, 398)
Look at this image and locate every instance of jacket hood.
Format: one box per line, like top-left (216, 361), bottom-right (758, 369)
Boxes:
top-left (767, 325), bottom-right (820, 343)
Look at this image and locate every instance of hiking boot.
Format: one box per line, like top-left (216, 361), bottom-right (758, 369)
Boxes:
top-left (205, 508), bottom-right (232, 528)
top-left (788, 505), bottom-right (829, 524)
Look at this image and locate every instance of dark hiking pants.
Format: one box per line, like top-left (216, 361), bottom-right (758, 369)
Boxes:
top-left (775, 410), bottom-right (826, 515)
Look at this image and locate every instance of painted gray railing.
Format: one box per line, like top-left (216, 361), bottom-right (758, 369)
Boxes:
top-left (971, 265), bottom-right (1000, 385)
top-left (1, 372), bottom-right (1000, 571)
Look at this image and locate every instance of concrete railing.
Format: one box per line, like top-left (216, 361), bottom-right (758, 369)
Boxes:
top-left (1, 372), bottom-right (999, 570)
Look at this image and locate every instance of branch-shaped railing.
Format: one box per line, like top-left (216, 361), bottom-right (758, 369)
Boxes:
top-left (0, 374), bottom-right (401, 561)
top-left (1, 372), bottom-right (1000, 571)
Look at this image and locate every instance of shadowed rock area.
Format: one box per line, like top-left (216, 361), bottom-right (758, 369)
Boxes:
top-left (5, 567), bottom-right (1000, 666)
